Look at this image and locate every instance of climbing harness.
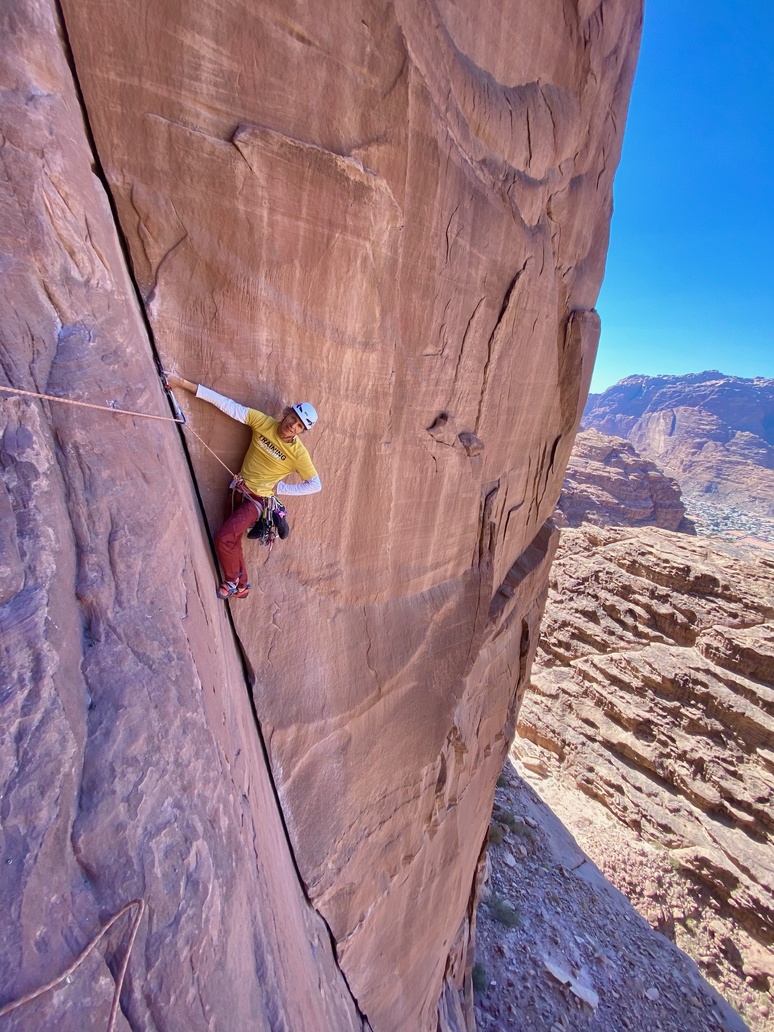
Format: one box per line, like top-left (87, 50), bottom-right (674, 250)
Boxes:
top-left (229, 476), bottom-right (287, 557)
top-left (0, 897), bottom-right (146, 1032)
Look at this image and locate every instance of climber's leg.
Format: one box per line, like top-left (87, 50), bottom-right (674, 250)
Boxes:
top-left (214, 499), bottom-right (260, 590)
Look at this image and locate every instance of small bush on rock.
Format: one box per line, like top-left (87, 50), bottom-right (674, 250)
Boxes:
top-left (487, 823), bottom-right (506, 845)
top-left (472, 963), bottom-right (488, 994)
top-left (488, 895), bottom-right (522, 929)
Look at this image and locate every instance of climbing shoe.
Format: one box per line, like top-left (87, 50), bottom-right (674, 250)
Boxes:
top-left (217, 581), bottom-right (250, 600)
top-left (275, 512), bottom-right (290, 539)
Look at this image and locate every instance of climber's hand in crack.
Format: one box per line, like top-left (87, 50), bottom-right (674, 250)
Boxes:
top-left (165, 371), bottom-right (197, 394)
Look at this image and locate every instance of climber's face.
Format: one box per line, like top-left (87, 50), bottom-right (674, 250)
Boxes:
top-left (279, 411), bottom-right (305, 442)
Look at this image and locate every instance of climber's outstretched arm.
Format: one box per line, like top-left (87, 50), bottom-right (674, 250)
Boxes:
top-left (165, 373), bottom-right (197, 394)
top-left (166, 373), bottom-right (248, 424)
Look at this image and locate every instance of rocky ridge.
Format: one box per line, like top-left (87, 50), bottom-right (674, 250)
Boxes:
top-left (582, 372), bottom-right (774, 534)
top-left (555, 427), bottom-right (692, 532)
top-left (515, 516), bottom-right (774, 1026)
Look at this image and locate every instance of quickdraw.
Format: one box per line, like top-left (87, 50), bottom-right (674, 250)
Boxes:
top-left (248, 494), bottom-right (288, 555)
top-left (157, 364), bottom-right (187, 425)
top-left (229, 476), bottom-right (287, 558)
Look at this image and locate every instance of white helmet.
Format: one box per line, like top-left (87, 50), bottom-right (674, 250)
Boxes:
top-left (292, 402), bottom-right (318, 429)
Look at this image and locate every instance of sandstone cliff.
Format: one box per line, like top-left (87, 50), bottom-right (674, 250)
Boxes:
top-left (1, 1), bottom-right (642, 1029)
top-left (582, 372), bottom-right (774, 535)
top-left (555, 427), bottom-right (692, 531)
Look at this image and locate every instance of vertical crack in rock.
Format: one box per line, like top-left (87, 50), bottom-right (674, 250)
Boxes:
top-left (227, 624), bottom-right (374, 1030)
top-left (43, 3), bottom-right (371, 1025)
top-left (451, 295), bottom-right (486, 404)
top-left (475, 259), bottom-right (529, 434)
top-left (444, 204), bottom-right (460, 264)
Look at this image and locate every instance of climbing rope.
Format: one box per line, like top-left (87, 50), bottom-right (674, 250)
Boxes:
top-left (0, 381), bottom-right (238, 478)
top-left (181, 420), bottom-right (237, 478)
top-left (0, 898), bottom-right (146, 1032)
top-left (0, 382), bottom-right (185, 423)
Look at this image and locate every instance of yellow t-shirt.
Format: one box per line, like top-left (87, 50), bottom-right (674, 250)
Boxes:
top-left (240, 409), bottom-right (318, 496)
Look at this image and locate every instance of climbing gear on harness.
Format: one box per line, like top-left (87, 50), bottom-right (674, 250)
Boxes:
top-left (275, 509), bottom-right (290, 540)
top-left (247, 495), bottom-right (288, 550)
top-left (292, 401), bottom-right (318, 429)
top-left (216, 580), bottom-right (250, 600)
top-left (228, 476), bottom-right (285, 558)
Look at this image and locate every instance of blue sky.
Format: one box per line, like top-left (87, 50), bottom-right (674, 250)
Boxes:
top-left (592, 1), bottom-right (774, 392)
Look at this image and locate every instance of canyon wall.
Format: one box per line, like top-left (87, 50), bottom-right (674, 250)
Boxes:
top-left (583, 372), bottom-right (774, 531)
top-left (555, 428), bottom-right (692, 531)
top-left (1, 1), bottom-right (642, 1029)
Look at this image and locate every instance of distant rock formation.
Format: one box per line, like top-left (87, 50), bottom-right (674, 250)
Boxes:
top-left (582, 372), bottom-right (774, 528)
top-left (1, 1), bottom-right (642, 1029)
top-left (556, 428), bottom-right (693, 531)
top-left (517, 524), bottom-right (774, 1014)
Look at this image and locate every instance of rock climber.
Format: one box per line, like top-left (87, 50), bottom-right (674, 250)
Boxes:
top-left (166, 373), bottom-right (320, 599)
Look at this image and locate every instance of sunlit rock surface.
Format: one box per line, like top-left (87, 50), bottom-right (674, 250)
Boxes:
top-left (519, 525), bottom-right (774, 991)
top-left (555, 428), bottom-right (692, 531)
top-left (0, 3), bottom-right (366, 1030)
top-left (2, 0), bottom-right (642, 1028)
top-left (583, 372), bottom-right (774, 526)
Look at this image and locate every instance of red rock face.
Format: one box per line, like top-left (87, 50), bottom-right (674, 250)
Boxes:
top-left (556, 428), bottom-right (692, 531)
top-left (583, 372), bottom-right (774, 529)
top-left (2, 0), bottom-right (642, 1029)
top-left (0, 3), bottom-right (365, 1030)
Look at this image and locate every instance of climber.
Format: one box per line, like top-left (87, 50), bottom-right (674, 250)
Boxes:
top-left (166, 373), bottom-right (320, 600)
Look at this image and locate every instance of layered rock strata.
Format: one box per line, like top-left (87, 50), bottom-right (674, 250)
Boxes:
top-left (583, 372), bottom-right (774, 528)
top-left (555, 428), bottom-right (692, 531)
top-left (2, 0), bottom-right (642, 1028)
top-left (518, 525), bottom-right (774, 995)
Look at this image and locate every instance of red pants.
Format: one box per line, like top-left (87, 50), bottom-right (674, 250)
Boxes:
top-left (214, 498), bottom-right (262, 589)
